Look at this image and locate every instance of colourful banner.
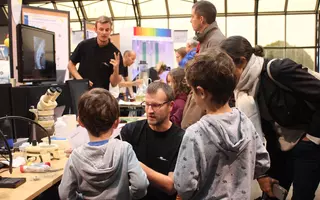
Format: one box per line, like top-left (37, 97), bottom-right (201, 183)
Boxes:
top-left (134, 27), bottom-right (171, 37)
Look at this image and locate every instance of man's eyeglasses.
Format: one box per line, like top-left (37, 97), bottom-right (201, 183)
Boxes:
top-left (141, 101), bottom-right (170, 112)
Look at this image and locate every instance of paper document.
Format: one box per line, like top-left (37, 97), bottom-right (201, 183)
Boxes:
top-left (68, 124), bottom-right (126, 149)
top-left (111, 123), bottom-right (126, 140)
top-left (68, 126), bottom-right (89, 149)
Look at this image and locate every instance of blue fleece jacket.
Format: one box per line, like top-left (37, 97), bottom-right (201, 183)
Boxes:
top-left (179, 48), bottom-right (197, 67)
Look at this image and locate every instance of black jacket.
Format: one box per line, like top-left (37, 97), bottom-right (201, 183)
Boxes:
top-left (257, 58), bottom-right (320, 138)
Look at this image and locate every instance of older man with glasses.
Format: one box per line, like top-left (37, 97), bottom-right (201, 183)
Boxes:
top-left (120, 82), bottom-right (185, 200)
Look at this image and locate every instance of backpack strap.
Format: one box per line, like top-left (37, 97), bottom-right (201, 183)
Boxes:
top-left (266, 58), bottom-right (317, 113)
top-left (266, 58), bottom-right (292, 92)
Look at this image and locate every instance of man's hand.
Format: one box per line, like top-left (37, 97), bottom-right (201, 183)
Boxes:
top-left (134, 79), bottom-right (143, 86)
top-left (89, 81), bottom-right (93, 87)
top-left (302, 136), bottom-right (310, 141)
top-left (110, 52), bottom-right (120, 70)
top-left (140, 162), bottom-right (147, 170)
top-left (257, 176), bottom-right (279, 198)
top-left (65, 148), bottom-right (73, 158)
top-left (109, 52), bottom-right (122, 87)
top-left (139, 162), bottom-right (176, 195)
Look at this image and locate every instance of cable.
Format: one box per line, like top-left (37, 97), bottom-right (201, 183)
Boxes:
top-left (0, 129), bottom-right (12, 174)
top-left (0, 153), bottom-right (9, 162)
top-left (0, 116), bottom-right (51, 145)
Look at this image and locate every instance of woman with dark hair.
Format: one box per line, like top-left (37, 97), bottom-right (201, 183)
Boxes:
top-left (167, 68), bottom-right (190, 127)
top-left (220, 35), bottom-right (320, 200)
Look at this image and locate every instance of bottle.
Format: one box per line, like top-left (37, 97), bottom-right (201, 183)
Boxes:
top-left (138, 60), bottom-right (149, 86)
top-left (20, 162), bottom-right (51, 173)
top-left (136, 60), bottom-right (149, 102)
top-left (54, 117), bottom-right (67, 138)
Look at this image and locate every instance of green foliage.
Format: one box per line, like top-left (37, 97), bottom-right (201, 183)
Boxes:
top-left (264, 40), bottom-right (315, 70)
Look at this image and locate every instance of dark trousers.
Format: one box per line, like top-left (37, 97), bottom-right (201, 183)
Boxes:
top-left (34, 181), bottom-right (60, 200)
top-left (266, 137), bottom-right (320, 200)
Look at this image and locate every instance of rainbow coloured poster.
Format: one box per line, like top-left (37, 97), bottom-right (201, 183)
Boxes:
top-left (134, 27), bottom-right (171, 37)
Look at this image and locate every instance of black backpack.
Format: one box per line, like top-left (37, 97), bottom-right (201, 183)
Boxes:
top-left (259, 58), bottom-right (317, 130)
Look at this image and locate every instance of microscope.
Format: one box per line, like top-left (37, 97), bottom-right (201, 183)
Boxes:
top-left (29, 87), bottom-right (62, 136)
top-left (25, 87), bottom-right (64, 161)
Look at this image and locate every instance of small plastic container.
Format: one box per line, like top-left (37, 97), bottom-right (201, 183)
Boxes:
top-left (20, 162), bottom-right (51, 173)
top-left (54, 117), bottom-right (67, 138)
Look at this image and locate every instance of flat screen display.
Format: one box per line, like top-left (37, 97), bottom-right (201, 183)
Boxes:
top-left (17, 24), bottom-right (56, 83)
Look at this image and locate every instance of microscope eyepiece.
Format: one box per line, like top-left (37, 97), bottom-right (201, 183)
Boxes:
top-left (55, 87), bottom-right (62, 93)
top-left (51, 87), bottom-right (62, 102)
top-left (49, 87), bottom-right (56, 93)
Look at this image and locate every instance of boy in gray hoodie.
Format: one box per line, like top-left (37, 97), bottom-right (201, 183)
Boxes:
top-left (59, 88), bottom-right (149, 200)
top-left (174, 50), bottom-right (270, 200)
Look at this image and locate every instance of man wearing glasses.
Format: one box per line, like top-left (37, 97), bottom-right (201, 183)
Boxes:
top-left (120, 82), bottom-right (185, 200)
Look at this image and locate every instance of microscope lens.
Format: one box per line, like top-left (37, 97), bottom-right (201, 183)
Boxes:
top-left (49, 87), bottom-right (56, 94)
top-left (55, 87), bottom-right (62, 93)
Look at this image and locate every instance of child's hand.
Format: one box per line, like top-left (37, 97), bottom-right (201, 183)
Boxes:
top-left (65, 148), bottom-right (73, 158)
top-left (257, 176), bottom-right (279, 197)
top-left (176, 195), bottom-right (182, 200)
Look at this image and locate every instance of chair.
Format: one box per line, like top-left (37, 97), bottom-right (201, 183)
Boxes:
top-left (0, 83), bottom-right (13, 117)
top-left (66, 79), bottom-right (89, 116)
top-left (0, 129), bottom-right (12, 174)
top-left (0, 84), bottom-right (15, 141)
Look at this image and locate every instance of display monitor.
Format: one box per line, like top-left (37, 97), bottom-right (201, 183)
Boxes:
top-left (16, 24), bottom-right (56, 84)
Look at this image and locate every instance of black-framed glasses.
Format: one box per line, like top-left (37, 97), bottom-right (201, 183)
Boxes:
top-left (141, 101), bottom-right (170, 112)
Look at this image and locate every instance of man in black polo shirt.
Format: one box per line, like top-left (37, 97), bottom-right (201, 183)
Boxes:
top-left (120, 82), bottom-right (185, 200)
top-left (68, 16), bottom-right (125, 90)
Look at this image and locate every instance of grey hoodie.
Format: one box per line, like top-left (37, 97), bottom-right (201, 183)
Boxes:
top-left (174, 108), bottom-right (270, 200)
top-left (59, 139), bottom-right (149, 200)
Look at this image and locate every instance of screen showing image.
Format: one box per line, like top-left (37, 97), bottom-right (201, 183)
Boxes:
top-left (33, 36), bottom-right (46, 70)
top-left (17, 24), bottom-right (56, 83)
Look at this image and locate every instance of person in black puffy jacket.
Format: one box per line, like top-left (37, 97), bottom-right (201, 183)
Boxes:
top-left (221, 35), bottom-right (320, 200)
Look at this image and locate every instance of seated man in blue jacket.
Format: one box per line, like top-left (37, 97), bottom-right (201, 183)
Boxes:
top-left (179, 38), bottom-right (198, 67)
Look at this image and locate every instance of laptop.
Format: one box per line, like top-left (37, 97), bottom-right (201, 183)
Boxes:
top-left (56, 70), bottom-right (66, 84)
top-left (45, 70), bottom-right (66, 85)
top-left (54, 105), bottom-right (66, 121)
